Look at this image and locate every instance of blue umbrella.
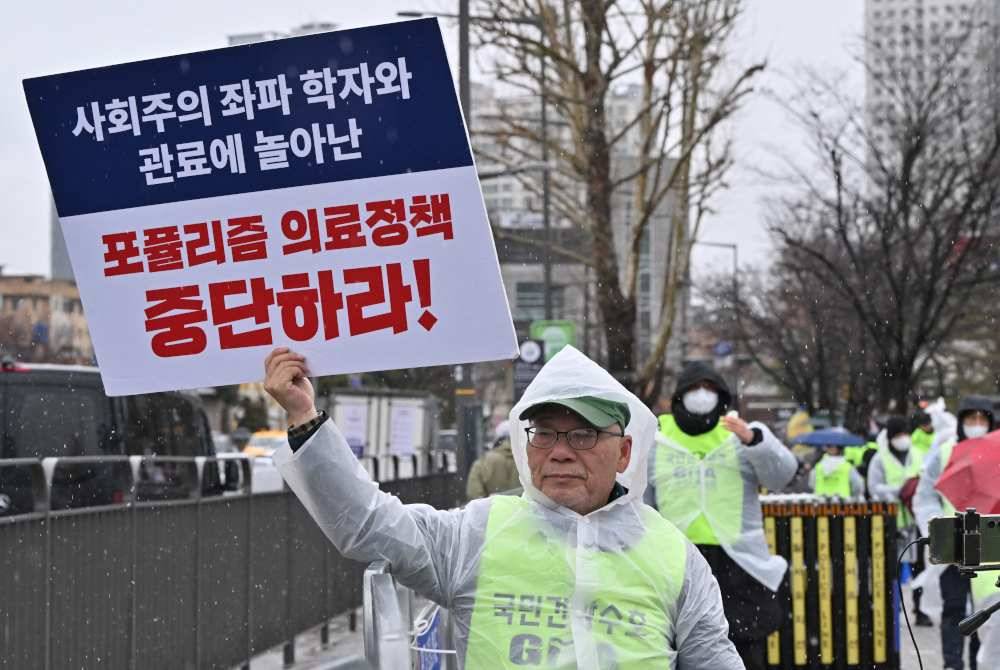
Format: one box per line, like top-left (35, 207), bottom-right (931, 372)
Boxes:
top-left (794, 427), bottom-right (866, 447)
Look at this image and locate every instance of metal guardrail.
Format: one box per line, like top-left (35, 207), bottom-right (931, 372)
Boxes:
top-left (362, 561), bottom-right (457, 670)
top-left (362, 561), bottom-right (412, 669)
top-left (0, 452), bottom-right (463, 670)
top-left (359, 494), bottom-right (900, 670)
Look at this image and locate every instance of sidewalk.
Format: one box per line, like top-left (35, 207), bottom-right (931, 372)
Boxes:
top-left (899, 595), bottom-right (942, 668)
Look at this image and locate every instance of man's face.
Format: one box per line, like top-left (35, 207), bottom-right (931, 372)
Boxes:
top-left (526, 408), bottom-right (632, 516)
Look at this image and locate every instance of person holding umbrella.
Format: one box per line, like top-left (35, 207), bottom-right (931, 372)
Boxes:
top-left (796, 428), bottom-right (866, 498)
top-left (915, 396), bottom-right (996, 670)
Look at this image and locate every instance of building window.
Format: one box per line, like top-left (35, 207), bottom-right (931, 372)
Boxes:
top-left (515, 282), bottom-right (565, 321)
top-left (639, 311), bottom-right (651, 331)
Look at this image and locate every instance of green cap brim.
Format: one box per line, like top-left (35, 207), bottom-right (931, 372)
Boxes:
top-left (519, 396), bottom-right (630, 430)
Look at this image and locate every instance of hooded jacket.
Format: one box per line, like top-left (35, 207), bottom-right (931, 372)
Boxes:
top-left (955, 395), bottom-right (995, 441)
top-left (914, 396), bottom-right (996, 535)
top-left (648, 362), bottom-right (797, 592)
top-left (466, 439), bottom-right (519, 499)
top-left (670, 361), bottom-right (733, 435)
top-left (274, 346), bottom-right (742, 669)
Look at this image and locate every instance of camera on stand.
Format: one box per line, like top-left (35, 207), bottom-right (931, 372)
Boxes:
top-left (928, 509), bottom-right (1000, 635)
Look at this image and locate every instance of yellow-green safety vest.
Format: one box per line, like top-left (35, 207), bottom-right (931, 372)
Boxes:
top-left (654, 415), bottom-right (742, 547)
top-left (844, 442), bottom-right (876, 467)
top-left (935, 440), bottom-right (1000, 603)
top-left (813, 456), bottom-right (853, 498)
top-left (465, 495), bottom-right (688, 668)
top-left (877, 445), bottom-right (921, 528)
top-left (911, 429), bottom-right (934, 469)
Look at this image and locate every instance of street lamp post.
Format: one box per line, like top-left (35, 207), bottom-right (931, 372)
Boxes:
top-left (539, 38), bottom-right (552, 320)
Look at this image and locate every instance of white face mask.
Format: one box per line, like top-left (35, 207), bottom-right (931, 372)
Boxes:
top-left (890, 436), bottom-right (911, 451)
top-left (682, 388), bottom-right (719, 415)
top-left (964, 424), bottom-right (989, 439)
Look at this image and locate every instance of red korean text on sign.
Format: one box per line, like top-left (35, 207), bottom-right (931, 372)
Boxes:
top-left (323, 204), bottom-right (366, 251)
top-left (144, 285), bottom-right (208, 357)
top-left (364, 199), bottom-right (409, 247)
top-left (280, 209), bottom-right (323, 255)
top-left (184, 221), bottom-right (226, 266)
top-left (409, 194), bottom-right (454, 240)
top-left (226, 215), bottom-right (268, 262)
top-left (143, 260), bottom-right (438, 358)
top-left (209, 277), bottom-right (275, 349)
top-left (343, 263), bottom-right (411, 336)
top-left (276, 271), bottom-right (344, 341)
top-left (343, 258), bottom-right (437, 335)
top-left (102, 232), bottom-right (143, 276)
top-left (144, 226), bottom-right (184, 272)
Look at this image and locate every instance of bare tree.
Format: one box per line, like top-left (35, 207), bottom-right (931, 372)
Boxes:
top-left (702, 251), bottom-right (860, 417)
top-left (473, 0), bottom-right (763, 401)
top-left (765, 28), bottom-right (1000, 413)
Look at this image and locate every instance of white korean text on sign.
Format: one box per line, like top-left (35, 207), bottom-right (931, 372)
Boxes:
top-left (24, 20), bottom-right (517, 395)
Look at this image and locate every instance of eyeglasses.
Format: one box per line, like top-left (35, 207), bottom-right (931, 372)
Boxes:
top-left (525, 426), bottom-right (624, 451)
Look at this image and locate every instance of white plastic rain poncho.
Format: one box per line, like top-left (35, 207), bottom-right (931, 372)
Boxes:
top-left (274, 346), bottom-right (742, 669)
top-left (909, 403), bottom-right (961, 621)
top-left (926, 397), bottom-right (958, 445)
top-left (867, 430), bottom-right (906, 501)
top-left (645, 418), bottom-right (797, 593)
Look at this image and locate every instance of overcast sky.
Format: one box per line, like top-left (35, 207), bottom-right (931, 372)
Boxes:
top-left (0, 0), bottom-right (864, 277)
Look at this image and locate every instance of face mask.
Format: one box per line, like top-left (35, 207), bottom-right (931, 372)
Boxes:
top-left (682, 388), bottom-right (719, 415)
top-left (964, 424), bottom-right (989, 439)
top-left (890, 436), bottom-right (911, 451)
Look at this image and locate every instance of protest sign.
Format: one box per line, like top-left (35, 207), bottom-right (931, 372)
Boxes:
top-left (24, 19), bottom-right (517, 395)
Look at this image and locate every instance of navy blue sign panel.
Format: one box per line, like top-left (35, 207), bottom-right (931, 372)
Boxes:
top-left (24, 19), bottom-right (472, 218)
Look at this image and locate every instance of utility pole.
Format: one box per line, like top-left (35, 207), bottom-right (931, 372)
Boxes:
top-left (540, 36), bottom-right (552, 320)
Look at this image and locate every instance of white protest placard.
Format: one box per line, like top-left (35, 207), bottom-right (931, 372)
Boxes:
top-left (337, 400), bottom-right (369, 459)
top-left (24, 19), bottom-right (517, 395)
top-left (389, 404), bottom-right (418, 456)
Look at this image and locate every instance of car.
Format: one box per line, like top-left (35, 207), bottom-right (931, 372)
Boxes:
top-left (0, 360), bottom-right (221, 512)
top-left (243, 429), bottom-right (288, 458)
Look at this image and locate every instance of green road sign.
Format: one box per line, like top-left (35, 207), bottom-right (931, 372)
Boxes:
top-left (529, 320), bottom-right (577, 362)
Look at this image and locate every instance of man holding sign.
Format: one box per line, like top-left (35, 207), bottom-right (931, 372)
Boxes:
top-left (265, 345), bottom-right (742, 669)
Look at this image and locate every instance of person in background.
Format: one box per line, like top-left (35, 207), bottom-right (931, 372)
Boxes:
top-left (809, 444), bottom-right (865, 498)
top-left (915, 396), bottom-right (995, 670)
top-left (647, 362), bottom-right (798, 670)
top-left (906, 409), bottom-right (935, 626)
top-left (910, 409), bottom-right (934, 471)
top-left (466, 420), bottom-right (520, 499)
top-left (867, 415), bottom-right (931, 626)
top-left (843, 423), bottom-right (877, 476)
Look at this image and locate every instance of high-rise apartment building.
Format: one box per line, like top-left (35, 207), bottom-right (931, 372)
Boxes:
top-left (865, 0), bottom-right (997, 150)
